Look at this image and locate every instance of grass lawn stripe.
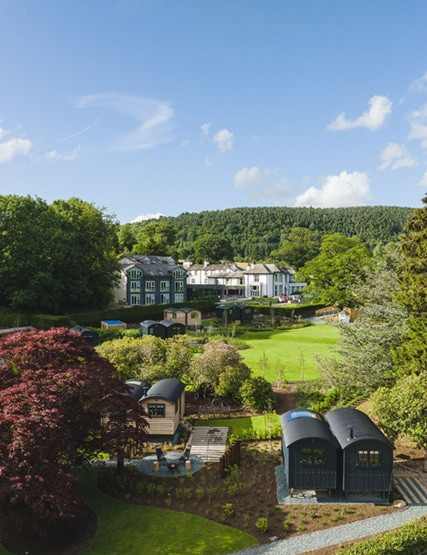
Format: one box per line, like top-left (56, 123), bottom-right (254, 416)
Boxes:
top-left (80, 468), bottom-right (258, 555)
top-left (238, 324), bottom-right (339, 382)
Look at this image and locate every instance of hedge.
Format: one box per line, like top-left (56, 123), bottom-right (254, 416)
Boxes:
top-left (340, 516), bottom-right (427, 554)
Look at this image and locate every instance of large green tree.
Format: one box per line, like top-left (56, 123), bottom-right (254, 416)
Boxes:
top-left (394, 194), bottom-right (427, 376)
top-left (270, 227), bottom-right (321, 269)
top-left (0, 195), bottom-right (119, 313)
top-left (193, 233), bottom-right (234, 263)
top-left (299, 233), bottom-right (372, 307)
top-left (316, 244), bottom-right (407, 392)
top-left (133, 220), bottom-right (177, 257)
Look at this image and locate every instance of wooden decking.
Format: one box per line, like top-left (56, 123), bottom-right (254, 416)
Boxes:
top-left (188, 426), bottom-right (229, 462)
top-left (394, 475), bottom-right (427, 505)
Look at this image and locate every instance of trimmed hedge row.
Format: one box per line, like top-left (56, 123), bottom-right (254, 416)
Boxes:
top-left (340, 516), bottom-right (427, 554)
top-left (67, 300), bottom-right (216, 328)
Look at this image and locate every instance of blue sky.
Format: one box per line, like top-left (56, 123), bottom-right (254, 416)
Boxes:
top-left (1, 0), bottom-right (427, 224)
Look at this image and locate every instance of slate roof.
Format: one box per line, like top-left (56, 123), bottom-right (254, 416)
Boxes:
top-left (143, 378), bottom-right (185, 404)
top-left (325, 408), bottom-right (394, 450)
top-left (119, 254), bottom-right (184, 277)
top-left (281, 409), bottom-right (340, 449)
top-left (125, 380), bottom-right (151, 402)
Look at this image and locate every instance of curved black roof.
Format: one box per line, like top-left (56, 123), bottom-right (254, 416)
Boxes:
top-left (281, 409), bottom-right (339, 449)
top-left (125, 380), bottom-right (151, 402)
top-left (325, 408), bottom-right (394, 449)
top-left (159, 319), bottom-right (185, 328)
top-left (144, 378), bottom-right (185, 403)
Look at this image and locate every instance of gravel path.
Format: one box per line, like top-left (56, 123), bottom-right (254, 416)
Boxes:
top-left (234, 505), bottom-right (427, 555)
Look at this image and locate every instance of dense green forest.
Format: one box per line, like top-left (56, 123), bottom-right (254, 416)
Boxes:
top-left (125, 206), bottom-right (413, 260)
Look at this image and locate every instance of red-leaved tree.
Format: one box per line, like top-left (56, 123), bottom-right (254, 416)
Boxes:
top-left (0, 328), bottom-right (147, 540)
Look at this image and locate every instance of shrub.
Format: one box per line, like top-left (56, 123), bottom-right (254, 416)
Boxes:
top-left (255, 517), bottom-right (269, 533)
top-left (340, 516), bottom-right (427, 554)
top-left (240, 376), bottom-right (276, 412)
top-left (221, 503), bottom-right (234, 518)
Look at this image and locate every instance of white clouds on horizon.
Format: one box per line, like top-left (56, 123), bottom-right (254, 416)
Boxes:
top-left (408, 103), bottom-right (427, 147)
top-left (378, 142), bottom-right (416, 170)
top-left (74, 93), bottom-right (174, 151)
top-left (131, 212), bottom-right (166, 223)
top-left (213, 128), bottom-right (234, 153)
top-left (418, 170), bottom-right (427, 187)
top-left (0, 135), bottom-right (32, 163)
top-left (295, 171), bottom-right (371, 207)
top-left (410, 71), bottom-right (427, 93)
top-left (250, 179), bottom-right (291, 202)
top-left (201, 123), bottom-right (211, 136)
top-left (327, 95), bottom-right (392, 132)
top-left (45, 145), bottom-right (81, 161)
top-left (233, 166), bottom-right (268, 188)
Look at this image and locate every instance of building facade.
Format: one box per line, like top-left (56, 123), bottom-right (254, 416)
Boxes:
top-left (114, 255), bottom-right (187, 306)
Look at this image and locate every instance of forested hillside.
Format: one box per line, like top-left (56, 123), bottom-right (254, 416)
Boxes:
top-left (134, 206), bottom-right (412, 260)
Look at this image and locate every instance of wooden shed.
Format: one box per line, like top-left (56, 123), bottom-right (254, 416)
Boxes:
top-left (163, 307), bottom-right (202, 328)
top-left (325, 408), bottom-right (394, 498)
top-left (140, 320), bottom-right (166, 339)
top-left (100, 319), bottom-right (127, 330)
top-left (69, 326), bottom-right (99, 347)
top-left (139, 378), bottom-right (186, 441)
top-left (159, 319), bottom-right (185, 338)
top-left (281, 409), bottom-right (339, 495)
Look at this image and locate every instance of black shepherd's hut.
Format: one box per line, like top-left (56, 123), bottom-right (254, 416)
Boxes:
top-left (215, 304), bottom-right (242, 322)
top-left (281, 409), bottom-right (339, 495)
top-left (70, 326), bottom-right (99, 347)
top-left (159, 319), bottom-right (186, 338)
top-left (239, 305), bottom-right (254, 322)
top-left (325, 408), bottom-right (394, 498)
top-left (140, 320), bottom-right (166, 339)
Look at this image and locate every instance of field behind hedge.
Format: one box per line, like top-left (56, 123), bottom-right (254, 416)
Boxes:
top-left (238, 324), bottom-right (339, 382)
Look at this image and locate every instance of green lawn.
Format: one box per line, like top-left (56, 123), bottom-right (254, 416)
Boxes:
top-left (80, 469), bottom-right (258, 555)
top-left (195, 414), bottom-right (280, 439)
top-left (238, 324), bottom-right (338, 382)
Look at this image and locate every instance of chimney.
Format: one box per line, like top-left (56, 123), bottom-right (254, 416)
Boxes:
top-left (347, 426), bottom-right (355, 441)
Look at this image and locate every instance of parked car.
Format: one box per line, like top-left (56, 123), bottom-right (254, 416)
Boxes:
top-left (277, 295), bottom-right (292, 303)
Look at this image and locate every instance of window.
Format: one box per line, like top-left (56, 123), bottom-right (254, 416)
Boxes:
top-left (145, 293), bottom-right (155, 305)
top-left (129, 269), bottom-right (141, 279)
top-left (174, 269), bottom-right (185, 279)
top-left (175, 281), bottom-right (184, 292)
top-left (191, 312), bottom-right (197, 319)
top-left (357, 450), bottom-right (380, 466)
top-left (130, 294), bottom-right (141, 305)
top-left (160, 280), bottom-right (170, 292)
top-left (145, 281), bottom-right (155, 292)
top-left (301, 448), bottom-right (325, 465)
top-left (175, 293), bottom-right (184, 302)
top-left (130, 280), bottom-right (141, 291)
top-left (253, 275), bottom-right (259, 282)
top-left (147, 403), bottom-right (165, 418)
top-left (160, 293), bottom-right (170, 304)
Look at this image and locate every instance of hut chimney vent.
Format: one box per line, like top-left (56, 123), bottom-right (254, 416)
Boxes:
top-left (347, 426), bottom-right (355, 441)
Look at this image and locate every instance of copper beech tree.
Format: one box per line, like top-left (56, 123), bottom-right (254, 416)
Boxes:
top-left (0, 328), bottom-right (147, 540)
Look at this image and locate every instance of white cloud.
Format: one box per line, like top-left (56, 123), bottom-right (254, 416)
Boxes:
top-left (180, 140), bottom-right (190, 148)
top-left (204, 156), bottom-right (213, 167)
top-left (0, 137), bottom-right (32, 163)
top-left (410, 71), bottom-right (427, 93)
top-left (327, 95), bottom-right (392, 131)
top-left (201, 123), bottom-right (211, 136)
top-left (408, 104), bottom-right (427, 147)
top-left (233, 166), bottom-right (268, 188)
top-left (213, 128), bottom-right (234, 153)
top-left (74, 93), bottom-right (174, 151)
top-left (250, 179), bottom-right (291, 202)
top-left (131, 212), bottom-right (165, 223)
top-left (418, 170), bottom-right (427, 187)
top-left (45, 145), bottom-right (81, 161)
top-left (378, 142), bottom-right (416, 170)
top-left (295, 171), bottom-right (371, 207)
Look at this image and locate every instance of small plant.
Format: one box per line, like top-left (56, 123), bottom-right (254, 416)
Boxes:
top-left (221, 503), bottom-right (234, 518)
top-left (255, 517), bottom-right (269, 533)
top-left (283, 520), bottom-right (292, 533)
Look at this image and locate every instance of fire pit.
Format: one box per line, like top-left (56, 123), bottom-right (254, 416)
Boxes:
top-left (167, 462), bottom-right (179, 472)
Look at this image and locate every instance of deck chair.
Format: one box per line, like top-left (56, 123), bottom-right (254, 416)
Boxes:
top-left (156, 444), bottom-right (167, 464)
top-left (179, 443), bottom-right (192, 462)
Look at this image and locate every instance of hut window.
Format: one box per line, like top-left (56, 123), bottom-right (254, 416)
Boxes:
top-left (147, 403), bottom-right (165, 418)
top-left (301, 448), bottom-right (325, 465)
top-left (357, 450), bottom-right (380, 466)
